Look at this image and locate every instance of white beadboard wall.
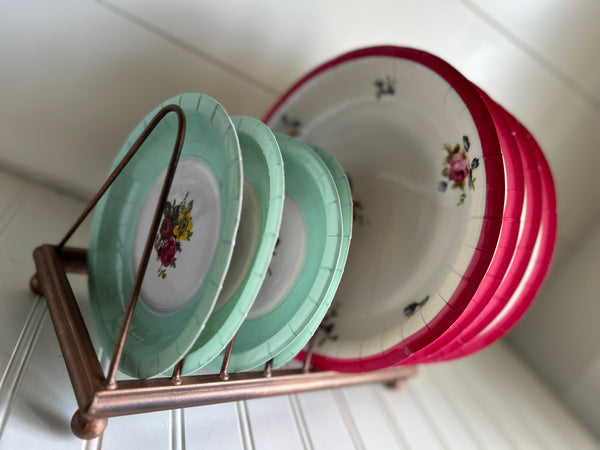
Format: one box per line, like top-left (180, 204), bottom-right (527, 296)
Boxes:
top-left (1, 0), bottom-right (600, 445)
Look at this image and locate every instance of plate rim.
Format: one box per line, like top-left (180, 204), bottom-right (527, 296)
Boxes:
top-left (181, 115), bottom-right (285, 374)
top-left (88, 92), bottom-right (243, 378)
top-left (272, 142), bottom-right (353, 367)
top-left (264, 46), bottom-right (505, 371)
top-left (208, 132), bottom-right (343, 372)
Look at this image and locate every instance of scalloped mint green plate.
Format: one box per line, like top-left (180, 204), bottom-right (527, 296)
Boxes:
top-left (181, 116), bottom-right (284, 374)
top-left (207, 133), bottom-right (343, 372)
top-left (88, 93), bottom-right (242, 378)
top-left (272, 144), bottom-right (352, 367)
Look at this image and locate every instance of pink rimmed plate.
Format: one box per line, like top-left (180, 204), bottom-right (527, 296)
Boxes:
top-left (405, 85), bottom-right (526, 362)
top-left (433, 113), bottom-right (556, 360)
top-left (264, 46), bottom-right (504, 372)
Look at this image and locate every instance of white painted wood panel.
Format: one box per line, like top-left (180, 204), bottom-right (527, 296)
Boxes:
top-left (244, 396), bottom-right (304, 450)
top-left (339, 385), bottom-right (408, 449)
top-left (0, 0), bottom-right (275, 200)
top-left (426, 361), bottom-right (513, 449)
top-left (184, 403), bottom-right (243, 450)
top-left (408, 368), bottom-right (481, 450)
top-left (465, 0), bottom-right (600, 101)
top-left (296, 390), bottom-right (359, 450)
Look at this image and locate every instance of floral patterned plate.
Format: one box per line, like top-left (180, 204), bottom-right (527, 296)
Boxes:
top-left (88, 93), bottom-right (243, 378)
top-left (432, 110), bottom-right (555, 361)
top-left (181, 116), bottom-right (284, 374)
top-left (405, 86), bottom-right (527, 361)
top-left (272, 143), bottom-right (353, 368)
top-left (264, 46), bottom-right (505, 371)
top-left (207, 133), bottom-right (343, 372)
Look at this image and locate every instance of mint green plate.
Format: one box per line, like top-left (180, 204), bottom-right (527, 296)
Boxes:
top-left (272, 144), bottom-right (352, 367)
top-left (88, 93), bottom-right (242, 379)
top-left (207, 133), bottom-right (343, 372)
top-left (181, 116), bottom-right (284, 374)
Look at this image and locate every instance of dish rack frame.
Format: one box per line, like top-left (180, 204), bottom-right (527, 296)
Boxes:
top-left (29, 105), bottom-right (417, 440)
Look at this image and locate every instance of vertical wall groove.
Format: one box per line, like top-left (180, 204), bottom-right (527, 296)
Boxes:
top-left (371, 386), bottom-right (411, 449)
top-left (288, 394), bottom-right (314, 450)
top-left (333, 389), bottom-right (365, 450)
top-left (170, 409), bottom-right (185, 450)
top-left (403, 384), bottom-right (450, 450)
top-left (0, 297), bottom-right (47, 438)
top-left (236, 401), bottom-right (255, 450)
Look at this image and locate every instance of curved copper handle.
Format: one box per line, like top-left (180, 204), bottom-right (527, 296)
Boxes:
top-left (56, 104), bottom-right (187, 388)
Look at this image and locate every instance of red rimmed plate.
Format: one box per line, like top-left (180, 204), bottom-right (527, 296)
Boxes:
top-left (405, 86), bottom-right (526, 362)
top-left (264, 46), bottom-right (505, 371)
top-left (433, 114), bottom-right (556, 359)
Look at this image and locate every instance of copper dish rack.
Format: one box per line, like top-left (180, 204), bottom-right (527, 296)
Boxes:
top-left (29, 105), bottom-right (417, 440)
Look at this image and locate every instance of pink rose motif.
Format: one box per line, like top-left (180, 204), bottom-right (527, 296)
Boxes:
top-left (160, 217), bottom-right (174, 240)
top-left (160, 238), bottom-right (177, 267)
top-left (448, 153), bottom-right (469, 183)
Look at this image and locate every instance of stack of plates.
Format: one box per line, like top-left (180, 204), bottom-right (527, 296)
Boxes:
top-left (88, 46), bottom-right (556, 378)
top-left (263, 46), bottom-right (556, 371)
top-left (88, 93), bottom-right (351, 378)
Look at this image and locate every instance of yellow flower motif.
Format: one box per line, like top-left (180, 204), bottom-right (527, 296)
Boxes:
top-left (173, 225), bottom-right (181, 241)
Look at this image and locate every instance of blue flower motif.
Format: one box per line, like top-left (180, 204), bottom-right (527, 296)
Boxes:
top-left (471, 157), bottom-right (479, 169)
top-left (463, 135), bottom-right (470, 152)
top-left (438, 181), bottom-right (448, 192)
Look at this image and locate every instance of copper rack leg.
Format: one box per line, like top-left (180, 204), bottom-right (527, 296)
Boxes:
top-left (302, 335), bottom-right (316, 373)
top-left (220, 336), bottom-right (236, 381)
top-left (263, 359), bottom-right (273, 378)
top-left (32, 245), bottom-right (107, 439)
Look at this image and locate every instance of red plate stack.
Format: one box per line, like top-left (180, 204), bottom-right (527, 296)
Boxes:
top-left (263, 46), bottom-right (557, 371)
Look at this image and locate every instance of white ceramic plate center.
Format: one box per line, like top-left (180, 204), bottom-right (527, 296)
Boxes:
top-left (247, 194), bottom-right (307, 319)
top-left (214, 179), bottom-right (261, 312)
top-left (132, 158), bottom-right (221, 314)
top-left (304, 101), bottom-right (469, 337)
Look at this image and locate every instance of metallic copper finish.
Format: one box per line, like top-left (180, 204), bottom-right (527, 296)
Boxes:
top-left (32, 241), bottom-right (417, 440)
top-left (71, 410), bottom-right (107, 440)
top-left (105, 105), bottom-right (186, 388)
top-left (220, 337), bottom-right (236, 381)
top-left (56, 105), bottom-right (186, 252)
top-left (302, 336), bottom-right (315, 373)
top-left (386, 379), bottom-right (406, 390)
top-left (171, 360), bottom-right (184, 386)
top-left (83, 366), bottom-right (418, 419)
top-left (29, 106), bottom-right (418, 441)
top-left (57, 247), bottom-right (88, 274)
top-left (32, 245), bottom-right (105, 410)
top-left (263, 359), bottom-right (273, 378)
top-left (29, 274), bottom-right (43, 296)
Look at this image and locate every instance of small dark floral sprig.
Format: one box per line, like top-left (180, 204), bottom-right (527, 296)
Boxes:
top-left (438, 135), bottom-right (479, 206)
top-left (374, 76), bottom-right (396, 99)
top-left (347, 174), bottom-right (368, 225)
top-left (267, 238), bottom-right (281, 277)
top-left (403, 295), bottom-right (430, 317)
top-left (318, 303), bottom-right (340, 346)
top-left (154, 192), bottom-right (194, 279)
top-left (281, 114), bottom-right (302, 137)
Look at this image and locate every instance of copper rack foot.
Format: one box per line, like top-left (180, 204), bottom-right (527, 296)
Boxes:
top-left (71, 411), bottom-right (108, 440)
